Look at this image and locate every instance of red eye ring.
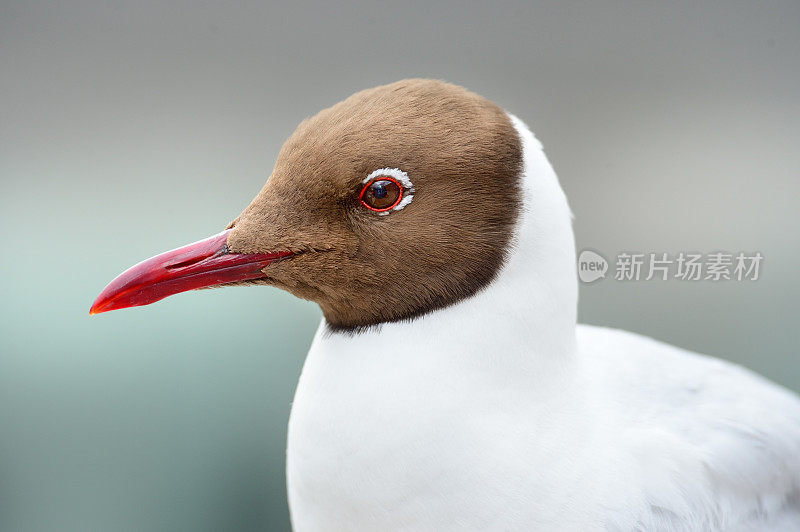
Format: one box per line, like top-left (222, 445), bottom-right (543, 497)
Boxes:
top-left (359, 176), bottom-right (404, 212)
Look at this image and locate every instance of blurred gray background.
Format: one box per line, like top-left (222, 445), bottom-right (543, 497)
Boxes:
top-left (1, 1), bottom-right (798, 530)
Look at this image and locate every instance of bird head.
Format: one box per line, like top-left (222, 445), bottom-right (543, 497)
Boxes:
top-left (90, 79), bottom-right (525, 331)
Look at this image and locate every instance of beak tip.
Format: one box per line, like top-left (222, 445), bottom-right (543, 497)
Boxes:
top-left (89, 295), bottom-right (111, 316)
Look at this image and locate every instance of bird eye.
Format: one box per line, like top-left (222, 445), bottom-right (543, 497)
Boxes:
top-left (359, 177), bottom-right (403, 212)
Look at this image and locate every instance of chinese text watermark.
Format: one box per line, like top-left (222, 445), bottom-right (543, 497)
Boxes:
top-left (577, 250), bottom-right (762, 283)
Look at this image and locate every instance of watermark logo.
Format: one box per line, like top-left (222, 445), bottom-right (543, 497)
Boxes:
top-left (577, 250), bottom-right (609, 283)
top-left (578, 250), bottom-right (763, 283)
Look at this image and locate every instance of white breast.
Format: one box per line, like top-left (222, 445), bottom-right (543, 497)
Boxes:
top-left (286, 327), bottom-right (614, 530)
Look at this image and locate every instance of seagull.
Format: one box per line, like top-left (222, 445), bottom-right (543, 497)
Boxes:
top-left (91, 79), bottom-right (800, 531)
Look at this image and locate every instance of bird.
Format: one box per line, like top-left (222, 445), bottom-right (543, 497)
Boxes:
top-left (91, 79), bottom-right (800, 531)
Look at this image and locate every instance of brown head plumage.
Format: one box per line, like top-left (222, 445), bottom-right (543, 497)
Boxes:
top-left (91, 79), bottom-right (523, 331)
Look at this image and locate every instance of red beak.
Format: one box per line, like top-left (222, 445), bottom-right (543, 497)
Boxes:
top-left (90, 230), bottom-right (291, 315)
